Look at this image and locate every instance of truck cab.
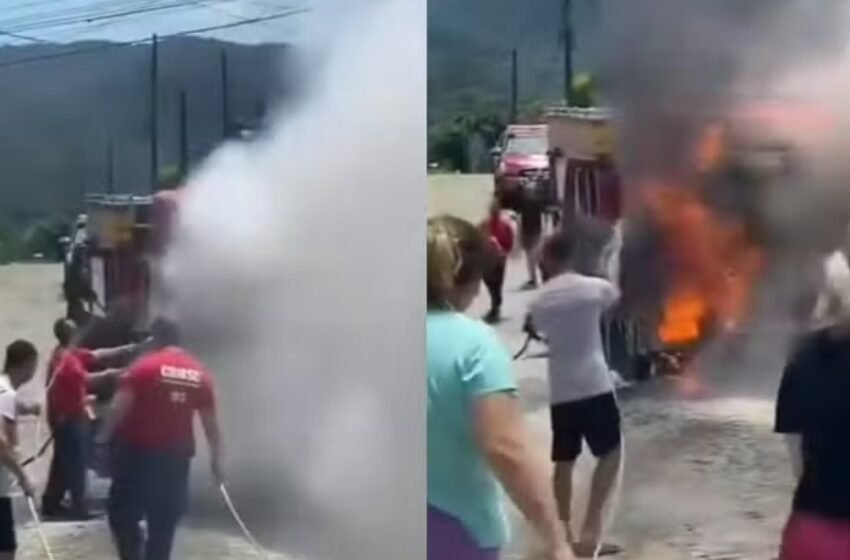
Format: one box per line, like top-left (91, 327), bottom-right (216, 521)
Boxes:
top-left (492, 124), bottom-right (550, 201)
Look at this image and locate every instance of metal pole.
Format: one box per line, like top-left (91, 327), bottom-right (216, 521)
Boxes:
top-left (150, 34), bottom-right (160, 190)
top-left (509, 48), bottom-right (518, 123)
top-left (220, 49), bottom-right (230, 138)
top-left (178, 89), bottom-right (189, 176)
top-left (106, 136), bottom-right (115, 194)
top-left (561, 0), bottom-right (573, 105)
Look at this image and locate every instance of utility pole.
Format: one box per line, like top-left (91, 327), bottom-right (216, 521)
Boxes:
top-left (220, 49), bottom-right (230, 138)
top-left (178, 89), bottom-right (189, 177)
top-left (509, 48), bottom-right (519, 123)
top-left (149, 34), bottom-right (160, 190)
top-left (106, 136), bottom-right (115, 194)
top-left (561, 0), bottom-right (574, 105)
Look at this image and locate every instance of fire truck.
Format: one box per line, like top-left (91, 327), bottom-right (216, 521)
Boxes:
top-left (64, 189), bottom-right (180, 350)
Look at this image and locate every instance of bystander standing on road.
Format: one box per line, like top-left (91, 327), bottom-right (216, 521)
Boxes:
top-left (0, 340), bottom-right (39, 560)
top-left (775, 252), bottom-right (850, 560)
top-left (528, 233), bottom-right (624, 558)
top-left (519, 184), bottom-right (545, 290)
top-left (97, 318), bottom-right (223, 560)
top-left (480, 197), bottom-right (515, 324)
top-left (427, 215), bottom-right (573, 560)
top-left (42, 318), bottom-right (139, 520)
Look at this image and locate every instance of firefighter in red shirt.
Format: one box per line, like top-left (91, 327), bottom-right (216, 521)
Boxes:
top-left (97, 318), bottom-right (223, 560)
top-left (42, 318), bottom-right (139, 519)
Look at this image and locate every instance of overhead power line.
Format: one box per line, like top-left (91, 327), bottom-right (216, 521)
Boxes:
top-left (0, 0), bottom-right (217, 35)
top-left (0, 7), bottom-right (308, 70)
top-left (0, 27), bottom-right (48, 44)
top-left (0, 0), bottom-right (178, 30)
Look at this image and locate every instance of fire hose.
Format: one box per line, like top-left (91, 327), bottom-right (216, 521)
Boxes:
top-left (218, 483), bottom-right (271, 559)
top-left (26, 495), bottom-right (56, 560)
top-left (512, 333), bottom-right (534, 361)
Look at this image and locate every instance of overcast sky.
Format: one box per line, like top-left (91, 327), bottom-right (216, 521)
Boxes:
top-left (0, 0), bottom-right (318, 46)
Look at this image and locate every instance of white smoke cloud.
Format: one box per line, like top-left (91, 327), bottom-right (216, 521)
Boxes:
top-left (160, 0), bottom-right (425, 558)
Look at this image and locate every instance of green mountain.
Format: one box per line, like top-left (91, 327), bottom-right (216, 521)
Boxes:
top-left (428, 0), bottom-right (598, 124)
top-left (0, 36), bottom-right (291, 231)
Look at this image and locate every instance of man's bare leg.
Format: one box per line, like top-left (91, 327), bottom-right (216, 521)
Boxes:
top-left (525, 248), bottom-right (537, 285)
top-left (578, 446), bottom-right (623, 554)
top-left (553, 461), bottom-right (575, 544)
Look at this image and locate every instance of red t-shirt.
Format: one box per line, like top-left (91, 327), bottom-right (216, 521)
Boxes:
top-left (47, 347), bottom-right (96, 422)
top-left (116, 347), bottom-right (215, 455)
top-left (486, 215), bottom-right (514, 255)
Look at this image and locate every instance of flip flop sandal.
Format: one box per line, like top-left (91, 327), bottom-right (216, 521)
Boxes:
top-left (572, 542), bottom-right (623, 558)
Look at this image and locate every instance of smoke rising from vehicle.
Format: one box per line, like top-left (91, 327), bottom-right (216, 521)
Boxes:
top-left (596, 0), bottom-right (850, 328)
top-left (159, 0), bottom-right (424, 558)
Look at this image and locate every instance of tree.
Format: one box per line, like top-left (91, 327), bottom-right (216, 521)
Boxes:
top-left (571, 73), bottom-right (597, 108)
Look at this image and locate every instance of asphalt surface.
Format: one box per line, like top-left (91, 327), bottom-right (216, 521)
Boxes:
top-left (473, 254), bottom-right (795, 560)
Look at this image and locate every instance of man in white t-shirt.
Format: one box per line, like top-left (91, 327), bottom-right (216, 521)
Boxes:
top-left (528, 233), bottom-right (623, 558)
top-left (0, 340), bottom-right (38, 559)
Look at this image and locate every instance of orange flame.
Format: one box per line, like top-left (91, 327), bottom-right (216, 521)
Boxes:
top-left (643, 180), bottom-right (763, 347)
top-left (695, 124), bottom-right (726, 172)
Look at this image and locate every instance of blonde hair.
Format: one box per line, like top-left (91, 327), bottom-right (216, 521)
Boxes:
top-left (427, 215), bottom-right (490, 309)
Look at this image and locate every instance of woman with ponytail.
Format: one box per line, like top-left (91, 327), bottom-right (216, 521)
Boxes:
top-left (427, 215), bottom-right (573, 560)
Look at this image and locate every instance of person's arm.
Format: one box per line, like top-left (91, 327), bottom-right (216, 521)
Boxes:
top-left (596, 278), bottom-right (621, 311)
top-left (86, 368), bottom-right (123, 391)
top-left (784, 435), bottom-right (803, 480)
top-left (462, 330), bottom-right (571, 560)
top-left (198, 376), bottom-right (223, 483)
top-left (0, 419), bottom-right (32, 496)
top-left (15, 401), bottom-right (41, 418)
top-left (775, 343), bottom-right (809, 480)
top-left (474, 394), bottom-right (570, 558)
top-left (200, 409), bottom-right (223, 483)
top-left (95, 387), bottom-right (134, 445)
top-left (91, 344), bottom-right (139, 364)
top-left (0, 395), bottom-right (32, 496)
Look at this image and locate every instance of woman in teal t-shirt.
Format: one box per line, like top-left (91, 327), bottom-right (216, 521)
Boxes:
top-left (426, 215), bottom-right (572, 560)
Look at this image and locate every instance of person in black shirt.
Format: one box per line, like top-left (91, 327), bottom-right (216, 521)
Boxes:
top-left (775, 319), bottom-right (850, 559)
top-left (519, 184), bottom-right (544, 290)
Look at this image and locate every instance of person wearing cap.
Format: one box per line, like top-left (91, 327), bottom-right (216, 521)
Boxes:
top-left (42, 318), bottom-right (139, 519)
top-left (97, 318), bottom-right (223, 560)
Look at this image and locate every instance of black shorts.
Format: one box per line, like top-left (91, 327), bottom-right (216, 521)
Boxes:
top-left (0, 497), bottom-right (16, 552)
top-left (550, 392), bottom-right (622, 462)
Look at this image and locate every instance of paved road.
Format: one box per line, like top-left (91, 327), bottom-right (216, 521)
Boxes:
top-left (4, 172), bottom-right (799, 559)
top-left (0, 264), bottom-right (290, 560)
top-left (468, 245), bottom-right (794, 560)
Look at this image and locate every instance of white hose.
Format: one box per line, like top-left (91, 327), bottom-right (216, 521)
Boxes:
top-left (26, 495), bottom-right (56, 560)
top-left (218, 483), bottom-right (270, 559)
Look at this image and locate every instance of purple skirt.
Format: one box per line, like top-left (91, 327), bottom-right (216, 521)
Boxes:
top-left (427, 505), bottom-right (500, 560)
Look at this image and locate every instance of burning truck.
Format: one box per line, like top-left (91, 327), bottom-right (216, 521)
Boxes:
top-left (545, 100), bottom-right (837, 377)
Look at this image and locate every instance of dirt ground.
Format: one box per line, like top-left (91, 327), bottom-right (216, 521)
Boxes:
top-left (432, 173), bottom-right (796, 560)
top-left (0, 263), bottom-right (290, 560)
top-left (2, 174), bottom-right (796, 559)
